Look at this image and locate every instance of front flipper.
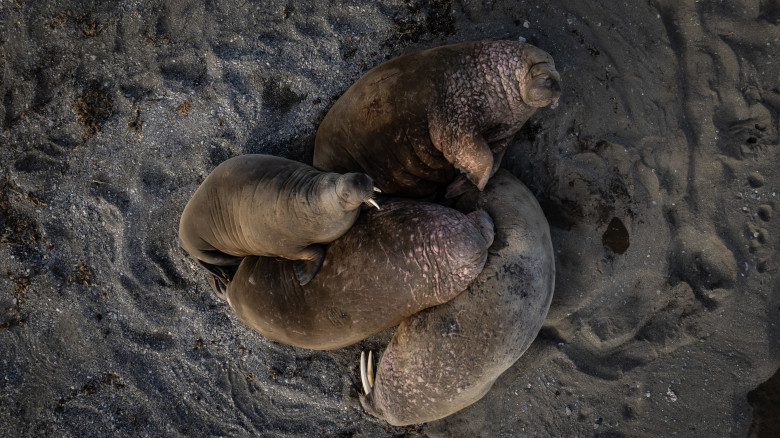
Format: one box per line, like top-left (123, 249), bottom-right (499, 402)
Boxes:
top-left (432, 127), bottom-right (493, 194)
top-left (293, 245), bottom-right (325, 286)
top-left (444, 139), bottom-right (510, 199)
top-left (444, 175), bottom-right (472, 199)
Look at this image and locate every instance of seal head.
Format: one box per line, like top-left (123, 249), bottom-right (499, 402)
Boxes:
top-left (335, 173), bottom-right (376, 210)
top-left (519, 47), bottom-right (561, 107)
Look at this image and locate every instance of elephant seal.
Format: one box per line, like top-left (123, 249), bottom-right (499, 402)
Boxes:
top-left (359, 170), bottom-right (555, 425)
top-left (314, 40), bottom-right (561, 199)
top-left (178, 154), bottom-right (378, 290)
top-left (224, 199), bottom-right (494, 350)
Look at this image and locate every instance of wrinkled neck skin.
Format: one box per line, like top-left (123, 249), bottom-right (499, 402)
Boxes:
top-left (439, 42), bottom-right (513, 129)
top-left (459, 41), bottom-right (554, 131)
top-left (283, 170), bottom-right (361, 224)
top-left (334, 175), bottom-right (368, 211)
top-left (428, 41), bottom-right (554, 193)
top-left (476, 41), bottom-right (532, 126)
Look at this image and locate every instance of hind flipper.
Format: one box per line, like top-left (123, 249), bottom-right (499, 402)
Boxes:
top-left (197, 260), bottom-right (240, 300)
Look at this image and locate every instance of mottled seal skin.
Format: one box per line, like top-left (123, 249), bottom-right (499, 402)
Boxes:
top-left (361, 170), bottom-right (555, 425)
top-left (224, 199), bottom-right (495, 350)
top-left (314, 40), bottom-right (561, 198)
top-left (178, 154), bottom-right (376, 290)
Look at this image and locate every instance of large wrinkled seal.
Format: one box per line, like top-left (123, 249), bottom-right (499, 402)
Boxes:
top-left (360, 170), bottom-right (555, 425)
top-left (314, 40), bottom-right (561, 199)
top-left (178, 154), bottom-right (377, 291)
top-left (224, 199), bottom-right (495, 350)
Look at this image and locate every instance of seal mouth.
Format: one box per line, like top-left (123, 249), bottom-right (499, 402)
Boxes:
top-left (550, 92), bottom-right (561, 108)
top-left (523, 63), bottom-right (561, 107)
top-left (363, 186), bottom-right (382, 210)
top-left (336, 173), bottom-right (381, 209)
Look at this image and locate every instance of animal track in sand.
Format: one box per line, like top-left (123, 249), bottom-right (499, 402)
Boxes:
top-left (545, 281), bottom-right (701, 381)
top-left (757, 205), bottom-right (772, 222)
top-left (671, 225), bottom-right (737, 294)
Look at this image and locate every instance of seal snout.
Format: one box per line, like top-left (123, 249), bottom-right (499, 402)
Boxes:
top-left (523, 63), bottom-right (562, 107)
top-left (547, 72), bottom-right (562, 106)
top-left (547, 74), bottom-right (561, 93)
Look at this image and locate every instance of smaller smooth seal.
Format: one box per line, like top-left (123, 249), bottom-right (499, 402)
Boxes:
top-left (178, 154), bottom-right (378, 291)
top-left (359, 170), bottom-right (555, 425)
top-left (224, 199), bottom-right (494, 350)
top-left (314, 40), bottom-right (561, 199)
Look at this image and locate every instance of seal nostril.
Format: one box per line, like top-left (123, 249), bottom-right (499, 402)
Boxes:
top-left (550, 80), bottom-right (561, 92)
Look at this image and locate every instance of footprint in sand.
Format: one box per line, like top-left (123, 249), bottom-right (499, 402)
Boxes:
top-left (757, 205), bottom-right (772, 222)
top-left (671, 225), bottom-right (737, 293)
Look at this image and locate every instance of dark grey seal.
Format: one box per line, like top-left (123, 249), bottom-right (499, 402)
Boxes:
top-left (360, 170), bottom-right (555, 425)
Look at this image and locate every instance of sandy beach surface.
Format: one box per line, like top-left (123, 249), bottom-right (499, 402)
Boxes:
top-left (1, 1), bottom-right (778, 436)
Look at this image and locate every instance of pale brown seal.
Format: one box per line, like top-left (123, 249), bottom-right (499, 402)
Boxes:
top-left (178, 154), bottom-right (379, 290)
top-left (224, 199), bottom-right (495, 350)
top-left (359, 170), bottom-right (555, 425)
top-left (313, 40), bottom-right (561, 198)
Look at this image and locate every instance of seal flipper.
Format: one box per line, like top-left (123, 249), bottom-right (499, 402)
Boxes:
top-left (444, 175), bottom-right (472, 199)
top-left (207, 274), bottom-right (228, 300)
top-left (197, 260), bottom-right (240, 300)
top-left (294, 245), bottom-right (325, 286)
top-left (444, 140), bottom-right (509, 199)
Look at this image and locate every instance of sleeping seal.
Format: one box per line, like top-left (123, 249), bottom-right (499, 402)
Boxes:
top-left (178, 154), bottom-right (378, 290)
top-left (314, 40), bottom-right (561, 198)
top-left (224, 199), bottom-right (494, 350)
top-left (359, 170), bottom-right (555, 425)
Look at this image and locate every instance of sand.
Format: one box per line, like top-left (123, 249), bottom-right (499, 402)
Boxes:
top-left (0, 0), bottom-right (777, 437)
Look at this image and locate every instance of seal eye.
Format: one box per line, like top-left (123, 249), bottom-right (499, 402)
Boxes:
top-left (530, 63), bottom-right (550, 78)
